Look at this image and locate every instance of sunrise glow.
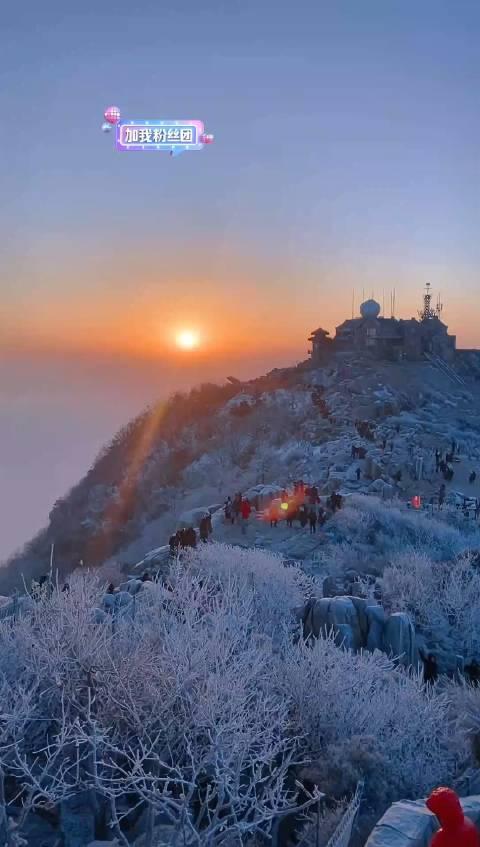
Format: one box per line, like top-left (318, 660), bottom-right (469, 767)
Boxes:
top-left (175, 329), bottom-right (200, 351)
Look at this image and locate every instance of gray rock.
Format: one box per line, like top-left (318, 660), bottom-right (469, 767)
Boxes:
top-left (350, 596), bottom-right (369, 643)
top-left (383, 612), bottom-right (416, 667)
top-left (335, 623), bottom-right (355, 650)
top-left (114, 590), bottom-right (132, 608)
top-left (327, 597), bottom-right (363, 649)
top-left (366, 796), bottom-right (480, 847)
top-left (366, 604), bottom-right (386, 625)
top-left (322, 576), bottom-right (339, 597)
top-left (102, 593), bottom-right (115, 611)
top-left (366, 610), bottom-right (385, 652)
top-left (310, 598), bottom-right (332, 637)
top-left (365, 799), bottom-right (436, 846)
top-left (125, 579), bottom-right (143, 596)
top-left (92, 608), bottom-right (107, 624)
top-left (60, 791), bottom-right (96, 847)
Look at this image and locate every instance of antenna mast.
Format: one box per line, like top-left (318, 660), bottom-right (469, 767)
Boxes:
top-left (419, 282), bottom-right (439, 321)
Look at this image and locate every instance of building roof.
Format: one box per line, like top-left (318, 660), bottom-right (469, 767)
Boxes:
top-left (309, 327), bottom-right (330, 336)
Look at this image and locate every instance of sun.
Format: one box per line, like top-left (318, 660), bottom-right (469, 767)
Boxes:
top-left (175, 329), bottom-right (200, 351)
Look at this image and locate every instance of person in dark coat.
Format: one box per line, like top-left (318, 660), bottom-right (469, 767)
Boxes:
top-left (299, 505), bottom-right (308, 528)
top-left (470, 471), bottom-right (477, 484)
top-left (107, 583), bottom-right (115, 594)
top-left (199, 516), bottom-right (209, 543)
top-left (309, 509), bottom-right (317, 534)
top-left (232, 494), bottom-right (242, 523)
top-left (268, 502), bottom-right (278, 528)
top-left (465, 659), bottom-right (480, 687)
top-left (169, 533), bottom-right (179, 557)
top-left (356, 467), bottom-right (361, 481)
top-left (185, 527), bottom-right (197, 548)
top-left (439, 483), bottom-right (446, 509)
top-left (286, 504), bottom-right (297, 529)
top-left (419, 649), bottom-right (438, 686)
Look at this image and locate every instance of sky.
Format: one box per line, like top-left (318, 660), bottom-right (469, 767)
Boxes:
top-left (1, 0), bottom-right (479, 558)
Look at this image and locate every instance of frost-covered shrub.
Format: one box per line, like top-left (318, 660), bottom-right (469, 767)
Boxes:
top-left (314, 540), bottom-right (379, 580)
top-left (446, 679), bottom-right (480, 765)
top-left (332, 496), bottom-right (475, 561)
top-left (282, 635), bottom-right (458, 815)
top-left (188, 543), bottom-right (314, 640)
top-left (0, 568), bottom-right (313, 846)
top-left (382, 551), bottom-right (480, 656)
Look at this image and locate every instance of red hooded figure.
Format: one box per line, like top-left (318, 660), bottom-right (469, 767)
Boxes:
top-left (426, 787), bottom-right (480, 847)
top-left (241, 499), bottom-right (251, 520)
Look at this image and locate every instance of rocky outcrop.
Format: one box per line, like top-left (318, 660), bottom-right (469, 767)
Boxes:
top-left (383, 612), bottom-right (417, 667)
top-left (303, 596), bottom-right (416, 665)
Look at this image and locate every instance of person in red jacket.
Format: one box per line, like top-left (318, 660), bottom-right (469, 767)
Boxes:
top-left (240, 498), bottom-right (251, 534)
top-left (426, 787), bottom-right (480, 847)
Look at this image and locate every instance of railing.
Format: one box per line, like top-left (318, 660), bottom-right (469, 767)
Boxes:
top-left (325, 781), bottom-right (363, 847)
top-left (295, 780), bottom-right (363, 847)
top-left (425, 353), bottom-right (467, 388)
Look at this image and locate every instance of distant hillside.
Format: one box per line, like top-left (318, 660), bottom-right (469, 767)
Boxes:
top-left (0, 364), bottom-right (310, 591)
top-left (3, 349), bottom-right (480, 595)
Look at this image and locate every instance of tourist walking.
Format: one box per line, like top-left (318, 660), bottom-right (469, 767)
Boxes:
top-left (309, 509), bottom-right (317, 534)
top-left (185, 526), bottom-right (197, 547)
top-left (233, 493), bottom-right (242, 524)
top-left (268, 502), bottom-right (278, 528)
top-left (199, 515), bottom-right (210, 543)
top-left (419, 649), bottom-right (438, 687)
top-left (241, 498), bottom-right (251, 534)
top-left (470, 471), bottom-right (477, 485)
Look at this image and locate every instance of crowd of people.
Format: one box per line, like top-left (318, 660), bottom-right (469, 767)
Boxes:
top-left (169, 512), bottom-right (214, 556)
top-left (222, 481), bottom-right (343, 536)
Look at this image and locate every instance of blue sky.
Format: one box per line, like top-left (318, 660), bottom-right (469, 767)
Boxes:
top-left (1, 0), bottom-right (480, 559)
top-left (1, 0), bottom-right (479, 348)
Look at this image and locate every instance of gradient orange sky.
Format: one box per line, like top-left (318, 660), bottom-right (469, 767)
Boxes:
top-left (3, 2), bottom-right (480, 364)
top-left (3, 242), bottom-right (478, 361)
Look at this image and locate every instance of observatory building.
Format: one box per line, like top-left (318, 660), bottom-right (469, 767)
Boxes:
top-left (309, 285), bottom-right (456, 364)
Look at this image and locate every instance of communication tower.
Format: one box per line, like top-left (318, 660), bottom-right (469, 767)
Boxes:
top-left (419, 283), bottom-right (443, 321)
